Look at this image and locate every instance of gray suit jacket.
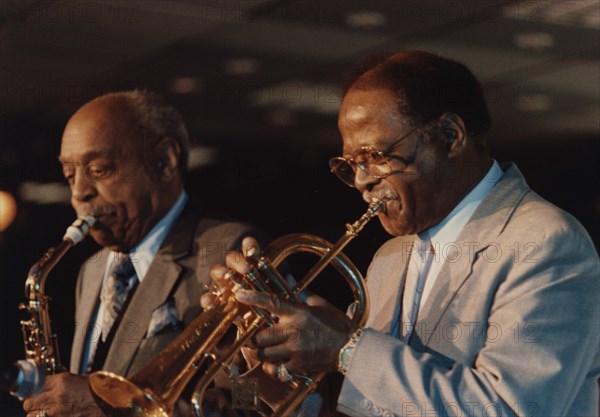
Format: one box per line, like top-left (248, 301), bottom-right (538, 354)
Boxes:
top-left (69, 203), bottom-right (259, 377)
top-left (338, 163), bottom-right (600, 417)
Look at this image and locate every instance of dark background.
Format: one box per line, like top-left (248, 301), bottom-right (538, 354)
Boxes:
top-left (1, 1), bottom-right (598, 414)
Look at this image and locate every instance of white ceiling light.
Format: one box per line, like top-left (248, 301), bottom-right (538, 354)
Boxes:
top-left (514, 32), bottom-right (556, 52)
top-left (515, 93), bottom-right (551, 112)
top-left (503, 0), bottom-right (600, 29)
top-left (251, 81), bottom-right (341, 115)
top-left (19, 182), bottom-right (71, 205)
top-left (169, 77), bottom-right (203, 94)
top-left (345, 11), bottom-right (386, 29)
top-left (224, 58), bottom-right (261, 76)
top-left (188, 146), bottom-right (219, 170)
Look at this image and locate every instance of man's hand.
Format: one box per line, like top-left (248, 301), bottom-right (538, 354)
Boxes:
top-left (236, 290), bottom-right (356, 376)
top-left (202, 236), bottom-right (356, 377)
top-left (200, 237), bottom-right (260, 311)
top-left (23, 373), bottom-right (103, 417)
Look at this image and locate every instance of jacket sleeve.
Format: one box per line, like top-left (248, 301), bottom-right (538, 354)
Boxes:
top-left (338, 224), bottom-right (600, 417)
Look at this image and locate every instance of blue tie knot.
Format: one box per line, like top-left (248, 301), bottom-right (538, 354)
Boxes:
top-left (111, 254), bottom-right (135, 282)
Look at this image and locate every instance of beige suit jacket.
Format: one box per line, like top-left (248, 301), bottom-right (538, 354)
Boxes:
top-left (338, 163), bottom-right (600, 417)
top-left (69, 203), bottom-right (259, 377)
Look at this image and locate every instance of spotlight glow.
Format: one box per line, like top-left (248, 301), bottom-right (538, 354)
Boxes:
top-left (0, 190), bottom-right (17, 232)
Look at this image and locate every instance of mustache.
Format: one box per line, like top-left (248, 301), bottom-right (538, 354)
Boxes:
top-left (76, 205), bottom-right (115, 219)
top-left (363, 189), bottom-right (398, 204)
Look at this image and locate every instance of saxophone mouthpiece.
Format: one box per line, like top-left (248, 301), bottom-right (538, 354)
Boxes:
top-left (63, 216), bottom-right (96, 244)
top-left (81, 215), bottom-right (97, 228)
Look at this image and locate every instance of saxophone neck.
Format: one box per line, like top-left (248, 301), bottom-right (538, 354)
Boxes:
top-left (24, 216), bottom-right (95, 299)
top-left (20, 216), bottom-right (96, 376)
top-left (25, 240), bottom-right (74, 300)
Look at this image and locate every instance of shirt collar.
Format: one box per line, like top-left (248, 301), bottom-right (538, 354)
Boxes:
top-left (420, 160), bottom-right (503, 249)
top-left (121, 191), bottom-right (189, 282)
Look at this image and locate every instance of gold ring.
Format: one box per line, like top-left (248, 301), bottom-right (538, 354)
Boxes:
top-left (276, 363), bottom-right (293, 382)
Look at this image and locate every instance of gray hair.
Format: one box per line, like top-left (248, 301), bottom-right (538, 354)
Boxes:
top-left (98, 89), bottom-right (190, 175)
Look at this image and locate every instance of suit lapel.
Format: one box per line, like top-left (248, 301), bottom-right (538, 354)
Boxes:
top-left (416, 164), bottom-right (531, 345)
top-left (367, 235), bottom-right (413, 335)
top-left (102, 204), bottom-right (202, 375)
top-left (70, 249), bottom-right (107, 373)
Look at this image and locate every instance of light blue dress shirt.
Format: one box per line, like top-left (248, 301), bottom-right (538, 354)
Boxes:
top-left (80, 191), bottom-right (188, 372)
top-left (392, 161), bottom-right (503, 338)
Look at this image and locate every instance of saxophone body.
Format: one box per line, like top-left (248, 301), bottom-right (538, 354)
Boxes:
top-left (19, 216), bottom-right (96, 374)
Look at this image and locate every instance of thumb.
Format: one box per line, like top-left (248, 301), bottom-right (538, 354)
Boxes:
top-left (304, 293), bottom-right (332, 308)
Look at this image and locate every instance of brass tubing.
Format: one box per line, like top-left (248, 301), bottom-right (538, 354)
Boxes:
top-left (295, 198), bottom-right (383, 294)
top-left (89, 200), bottom-right (383, 417)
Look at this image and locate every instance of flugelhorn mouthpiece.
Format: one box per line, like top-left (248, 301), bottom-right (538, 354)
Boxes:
top-left (346, 198), bottom-right (384, 236)
top-left (369, 197), bottom-right (385, 210)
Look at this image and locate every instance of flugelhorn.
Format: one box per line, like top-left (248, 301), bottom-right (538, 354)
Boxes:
top-left (89, 199), bottom-right (384, 417)
top-left (20, 216), bottom-right (96, 376)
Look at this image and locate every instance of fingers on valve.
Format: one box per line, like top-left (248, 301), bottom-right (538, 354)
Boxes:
top-left (241, 236), bottom-right (261, 258)
top-left (263, 346), bottom-right (290, 363)
top-left (209, 264), bottom-right (229, 286)
top-left (225, 251), bottom-right (252, 275)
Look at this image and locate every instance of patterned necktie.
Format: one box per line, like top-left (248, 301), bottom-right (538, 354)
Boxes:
top-left (400, 236), bottom-right (435, 343)
top-left (100, 254), bottom-right (136, 342)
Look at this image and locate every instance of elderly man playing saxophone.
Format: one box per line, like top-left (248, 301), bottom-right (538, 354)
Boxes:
top-left (23, 90), bottom-right (263, 417)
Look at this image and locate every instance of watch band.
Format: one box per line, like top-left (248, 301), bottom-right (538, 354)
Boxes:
top-left (337, 327), bottom-right (365, 375)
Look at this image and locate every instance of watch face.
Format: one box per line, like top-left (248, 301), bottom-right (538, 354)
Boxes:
top-left (341, 346), bottom-right (352, 369)
top-left (339, 328), bottom-right (363, 374)
top-left (341, 347), bottom-right (350, 362)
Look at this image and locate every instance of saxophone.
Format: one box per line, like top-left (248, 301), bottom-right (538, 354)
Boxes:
top-left (19, 216), bottom-right (96, 375)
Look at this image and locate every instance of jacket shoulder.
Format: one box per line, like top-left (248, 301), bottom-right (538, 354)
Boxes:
top-left (504, 190), bottom-right (596, 250)
top-left (192, 212), bottom-right (266, 250)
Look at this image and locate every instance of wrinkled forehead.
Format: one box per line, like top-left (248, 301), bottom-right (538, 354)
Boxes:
top-left (338, 88), bottom-right (409, 156)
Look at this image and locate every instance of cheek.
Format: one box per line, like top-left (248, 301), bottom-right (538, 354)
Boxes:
top-left (416, 146), bottom-right (440, 171)
top-left (98, 175), bottom-right (153, 204)
top-left (122, 188), bottom-right (154, 218)
top-left (378, 191), bottom-right (417, 236)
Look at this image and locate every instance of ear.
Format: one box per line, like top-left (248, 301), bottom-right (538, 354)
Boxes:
top-left (439, 112), bottom-right (466, 158)
top-left (154, 136), bottom-right (180, 180)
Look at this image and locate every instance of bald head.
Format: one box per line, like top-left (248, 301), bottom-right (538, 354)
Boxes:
top-left (342, 50), bottom-right (491, 142)
top-left (78, 91), bottom-right (190, 175)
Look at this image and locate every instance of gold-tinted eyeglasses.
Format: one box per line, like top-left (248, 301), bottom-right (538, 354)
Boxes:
top-left (328, 125), bottom-right (422, 187)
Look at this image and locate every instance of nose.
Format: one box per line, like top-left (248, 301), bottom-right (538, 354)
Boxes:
top-left (71, 170), bottom-right (97, 203)
top-left (353, 165), bottom-right (380, 192)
